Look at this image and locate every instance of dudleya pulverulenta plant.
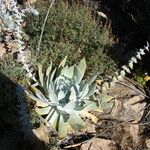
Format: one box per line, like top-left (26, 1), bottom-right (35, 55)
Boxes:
top-left (26, 57), bottom-right (106, 138)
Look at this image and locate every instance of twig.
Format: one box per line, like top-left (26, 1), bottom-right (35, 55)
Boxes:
top-left (37, 0), bottom-right (56, 51)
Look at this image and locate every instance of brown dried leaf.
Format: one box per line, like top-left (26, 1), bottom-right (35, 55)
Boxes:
top-left (123, 95), bottom-right (146, 122)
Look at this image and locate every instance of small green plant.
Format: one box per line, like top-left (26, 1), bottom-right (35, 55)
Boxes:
top-left (0, 55), bottom-right (26, 82)
top-left (26, 57), bottom-right (113, 138)
top-left (134, 66), bottom-right (146, 87)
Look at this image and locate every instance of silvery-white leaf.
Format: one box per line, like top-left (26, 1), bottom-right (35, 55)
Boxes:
top-left (69, 87), bottom-right (77, 101)
top-left (87, 74), bottom-right (97, 85)
top-left (144, 43), bottom-right (149, 51)
top-left (62, 65), bottom-right (74, 78)
top-left (48, 85), bottom-right (58, 104)
top-left (79, 83), bottom-right (89, 100)
top-left (35, 106), bottom-right (51, 115)
top-left (85, 83), bottom-right (96, 97)
top-left (131, 57), bottom-right (137, 63)
top-left (68, 111), bottom-right (85, 130)
top-left (48, 111), bottom-right (59, 129)
top-left (112, 76), bottom-right (118, 83)
top-left (58, 90), bottom-right (65, 101)
top-left (60, 66), bottom-right (68, 75)
top-left (117, 75), bottom-right (124, 81)
top-left (139, 48), bottom-right (145, 55)
top-left (74, 58), bottom-right (86, 83)
top-left (129, 61), bottom-right (134, 69)
top-left (115, 71), bottom-right (119, 76)
top-left (46, 61), bottom-right (52, 76)
top-left (38, 64), bottom-right (44, 86)
top-left (50, 68), bottom-right (56, 82)
top-left (120, 70), bottom-right (126, 77)
top-left (122, 65), bottom-right (131, 73)
top-left (136, 52), bottom-right (141, 60)
top-left (58, 56), bottom-right (67, 68)
top-left (45, 108), bottom-right (55, 122)
top-left (147, 41), bottom-right (149, 46)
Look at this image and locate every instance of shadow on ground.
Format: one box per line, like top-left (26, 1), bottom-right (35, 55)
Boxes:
top-left (0, 73), bottom-right (48, 150)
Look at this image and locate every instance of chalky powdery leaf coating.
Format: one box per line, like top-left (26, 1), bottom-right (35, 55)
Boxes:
top-left (26, 58), bottom-right (105, 137)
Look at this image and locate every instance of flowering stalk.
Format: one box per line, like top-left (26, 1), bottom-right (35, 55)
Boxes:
top-left (101, 42), bottom-right (150, 92)
top-left (0, 0), bottom-right (39, 137)
top-left (0, 0), bottom-right (38, 81)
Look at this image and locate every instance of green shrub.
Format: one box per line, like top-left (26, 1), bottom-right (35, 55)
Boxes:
top-left (0, 55), bottom-right (26, 83)
top-left (25, 1), bottom-right (118, 76)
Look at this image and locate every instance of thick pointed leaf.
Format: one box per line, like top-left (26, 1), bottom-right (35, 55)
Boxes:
top-left (47, 86), bottom-right (58, 104)
top-left (46, 61), bottom-right (52, 76)
top-left (45, 108), bottom-right (55, 122)
top-left (74, 58), bottom-right (86, 84)
top-left (36, 101), bottom-right (49, 107)
top-left (136, 52), bottom-right (142, 60)
top-left (50, 68), bottom-right (57, 82)
top-left (58, 56), bottom-right (67, 68)
top-left (69, 87), bottom-right (77, 101)
top-left (35, 106), bottom-right (51, 115)
top-left (129, 61), bottom-right (134, 69)
top-left (38, 64), bottom-right (44, 86)
top-left (112, 76), bottom-right (118, 83)
top-left (58, 115), bottom-right (73, 138)
top-left (61, 66), bottom-right (75, 78)
top-left (74, 68), bottom-right (82, 84)
top-left (58, 90), bottom-right (65, 101)
top-left (87, 74), bottom-right (97, 85)
top-left (46, 75), bottom-right (50, 90)
top-left (68, 111), bottom-right (85, 130)
top-left (62, 101), bottom-right (76, 110)
top-left (85, 83), bottom-right (96, 98)
top-left (117, 75), bottom-right (124, 81)
top-left (79, 83), bottom-right (89, 100)
top-left (48, 111), bottom-right (59, 129)
top-left (122, 65), bottom-right (131, 73)
top-left (131, 57), bottom-right (137, 63)
top-left (31, 86), bottom-right (48, 103)
top-left (25, 90), bottom-right (47, 104)
top-left (120, 70), bottom-right (126, 77)
top-left (77, 58), bottom-right (86, 78)
top-left (60, 66), bottom-right (68, 76)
